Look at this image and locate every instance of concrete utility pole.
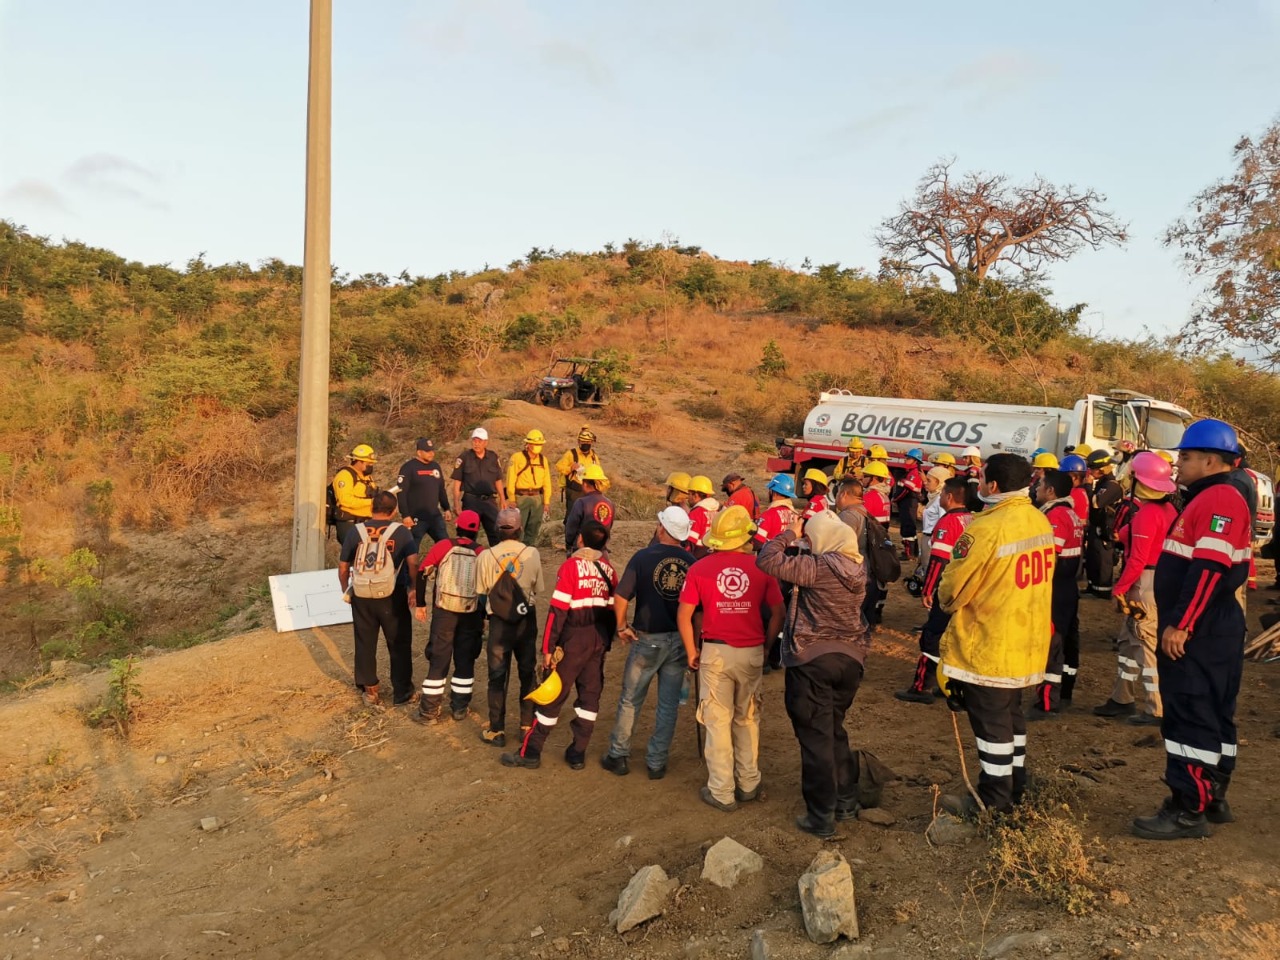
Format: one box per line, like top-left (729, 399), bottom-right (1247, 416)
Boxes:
top-left (291, 0), bottom-right (333, 572)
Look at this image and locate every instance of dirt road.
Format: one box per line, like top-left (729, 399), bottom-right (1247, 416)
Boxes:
top-left (1, 527), bottom-right (1278, 960)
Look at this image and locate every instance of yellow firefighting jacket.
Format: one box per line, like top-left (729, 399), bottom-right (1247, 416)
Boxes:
top-left (506, 450), bottom-right (554, 506)
top-left (937, 494), bottom-right (1054, 688)
top-left (555, 447), bottom-right (608, 492)
top-left (832, 455), bottom-right (864, 481)
top-left (333, 466), bottom-right (375, 519)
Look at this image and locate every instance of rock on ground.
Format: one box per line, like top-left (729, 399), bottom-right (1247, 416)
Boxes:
top-left (609, 864), bottom-right (679, 934)
top-left (983, 931), bottom-right (1053, 958)
top-left (925, 813), bottom-right (978, 845)
top-left (701, 836), bottom-right (764, 889)
top-left (797, 849), bottom-right (859, 944)
top-left (856, 807), bottom-right (895, 827)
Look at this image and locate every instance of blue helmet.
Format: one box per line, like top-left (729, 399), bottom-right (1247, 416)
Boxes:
top-left (1176, 419), bottom-right (1240, 456)
top-left (766, 473), bottom-right (796, 498)
top-left (906, 447), bottom-right (924, 462)
top-left (1060, 454), bottom-right (1087, 473)
top-left (1031, 447), bottom-right (1048, 459)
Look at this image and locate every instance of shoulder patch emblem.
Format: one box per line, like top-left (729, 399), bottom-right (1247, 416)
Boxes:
top-left (1209, 515), bottom-right (1232, 534)
top-left (952, 533), bottom-right (974, 560)
top-left (455, 457), bottom-right (463, 469)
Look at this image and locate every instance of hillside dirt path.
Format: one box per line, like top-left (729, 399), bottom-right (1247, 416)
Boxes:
top-left (3, 520), bottom-right (1278, 959)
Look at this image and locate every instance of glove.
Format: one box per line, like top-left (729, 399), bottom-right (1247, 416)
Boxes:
top-left (1113, 593), bottom-right (1131, 617)
top-left (936, 665), bottom-right (965, 713)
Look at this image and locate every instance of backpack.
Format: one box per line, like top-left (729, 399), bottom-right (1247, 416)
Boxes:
top-left (350, 522), bottom-right (404, 599)
top-left (435, 541), bottom-right (480, 613)
top-left (326, 466), bottom-right (356, 533)
top-left (488, 548), bottom-right (532, 623)
top-left (864, 515), bottom-right (902, 584)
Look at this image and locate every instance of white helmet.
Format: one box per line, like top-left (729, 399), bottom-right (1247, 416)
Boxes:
top-left (961, 446), bottom-right (981, 458)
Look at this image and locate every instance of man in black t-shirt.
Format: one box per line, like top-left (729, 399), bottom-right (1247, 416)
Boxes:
top-left (396, 437), bottom-right (453, 550)
top-left (599, 506), bottom-right (693, 780)
top-left (338, 491), bottom-right (419, 707)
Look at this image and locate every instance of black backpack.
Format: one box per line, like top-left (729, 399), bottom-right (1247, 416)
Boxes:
top-left (864, 515), bottom-right (902, 584)
top-left (487, 548), bottom-right (532, 623)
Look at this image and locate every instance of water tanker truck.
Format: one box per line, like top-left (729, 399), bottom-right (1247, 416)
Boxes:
top-left (768, 388), bottom-right (1274, 541)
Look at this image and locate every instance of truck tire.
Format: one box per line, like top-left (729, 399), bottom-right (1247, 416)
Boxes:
top-left (559, 391), bottom-right (576, 411)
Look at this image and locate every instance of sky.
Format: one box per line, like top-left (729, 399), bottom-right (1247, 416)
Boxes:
top-left (2, 0), bottom-right (1279, 342)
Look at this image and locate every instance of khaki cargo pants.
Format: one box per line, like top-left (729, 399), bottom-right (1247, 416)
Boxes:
top-left (1110, 569), bottom-right (1162, 718)
top-left (697, 643), bottom-right (764, 805)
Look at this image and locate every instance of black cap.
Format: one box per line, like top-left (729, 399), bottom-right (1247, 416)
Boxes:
top-left (1086, 450), bottom-right (1112, 468)
top-left (416, 438), bottom-right (434, 451)
top-left (722, 473), bottom-right (743, 485)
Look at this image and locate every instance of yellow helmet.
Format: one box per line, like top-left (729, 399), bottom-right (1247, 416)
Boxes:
top-left (582, 464), bottom-right (608, 483)
top-left (703, 505), bottom-right (756, 552)
top-left (802, 467), bottom-right (829, 487)
top-left (932, 452), bottom-right (957, 466)
top-left (1072, 443), bottom-right (1093, 458)
top-left (524, 429), bottom-right (546, 446)
top-left (525, 650), bottom-right (564, 705)
top-left (665, 471), bottom-right (691, 493)
top-left (862, 461), bottom-right (891, 480)
top-left (688, 475), bottom-right (715, 497)
top-left (846, 437), bottom-right (865, 452)
top-left (868, 444), bottom-right (889, 460)
top-left (350, 444), bottom-right (377, 463)
top-left (1156, 450), bottom-right (1175, 465)
top-left (577, 426), bottom-right (596, 443)
top-left (1032, 452), bottom-right (1060, 469)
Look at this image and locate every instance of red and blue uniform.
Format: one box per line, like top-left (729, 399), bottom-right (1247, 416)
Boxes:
top-left (1153, 474), bottom-right (1252, 814)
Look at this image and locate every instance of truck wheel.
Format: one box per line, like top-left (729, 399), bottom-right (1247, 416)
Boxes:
top-left (558, 391), bottom-right (576, 411)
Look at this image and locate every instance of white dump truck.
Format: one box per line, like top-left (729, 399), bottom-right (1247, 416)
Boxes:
top-left (768, 388), bottom-right (1275, 540)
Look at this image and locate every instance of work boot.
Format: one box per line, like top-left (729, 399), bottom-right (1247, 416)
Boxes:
top-left (1024, 705), bottom-right (1059, 722)
top-left (647, 765), bottom-right (667, 780)
top-left (600, 753), bottom-right (629, 776)
top-left (411, 704), bottom-right (443, 725)
top-left (1092, 699), bottom-right (1136, 718)
top-left (500, 751), bottom-right (540, 769)
top-left (480, 727), bottom-right (506, 747)
top-left (1206, 776), bottom-right (1235, 824)
top-left (699, 786), bottom-right (738, 813)
top-left (795, 812), bottom-right (836, 839)
top-left (360, 684), bottom-right (380, 707)
top-left (1127, 712), bottom-right (1161, 727)
top-left (735, 782), bottom-right (762, 803)
top-left (940, 793), bottom-right (982, 822)
top-left (834, 800), bottom-right (861, 822)
top-left (895, 686), bottom-right (935, 704)
top-left (564, 747), bottom-right (585, 771)
top-left (1132, 798), bottom-right (1210, 840)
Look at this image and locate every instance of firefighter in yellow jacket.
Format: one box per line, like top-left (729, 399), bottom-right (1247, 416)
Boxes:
top-left (332, 444), bottom-right (379, 545)
top-left (556, 426), bottom-right (607, 512)
top-left (506, 429), bottom-right (554, 546)
top-left (935, 452), bottom-right (1054, 818)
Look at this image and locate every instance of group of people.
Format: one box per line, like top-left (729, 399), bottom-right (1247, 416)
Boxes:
top-left (334, 417), bottom-right (1259, 842)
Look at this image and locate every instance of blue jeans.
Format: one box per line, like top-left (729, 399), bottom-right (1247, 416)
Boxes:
top-left (607, 630), bottom-right (687, 770)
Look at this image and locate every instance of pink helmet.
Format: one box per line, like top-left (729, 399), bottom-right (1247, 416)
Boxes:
top-left (1131, 451), bottom-right (1176, 494)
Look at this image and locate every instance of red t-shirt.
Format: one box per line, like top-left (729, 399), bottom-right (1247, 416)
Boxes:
top-left (679, 552), bottom-right (783, 647)
top-left (803, 496), bottom-right (828, 521)
top-left (864, 487), bottom-right (891, 524)
top-left (1069, 486), bottom-right (1089, 525)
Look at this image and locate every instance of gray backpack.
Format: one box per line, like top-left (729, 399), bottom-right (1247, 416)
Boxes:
top-left (434, 542), bottom-right (480, 613)
top-left (351, 522), bottom-right (404, 599)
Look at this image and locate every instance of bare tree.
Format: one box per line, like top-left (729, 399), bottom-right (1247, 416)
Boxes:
top-left (373, 351), bottom-right (416, 426)
top-left (1165, 121), bottom-right (1280, 367)
top-left (454, 281), bottom-right (510, 372)
top-left (877, 158), bottom-right (1128, 286)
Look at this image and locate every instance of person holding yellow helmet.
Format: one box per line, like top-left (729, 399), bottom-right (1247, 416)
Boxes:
top-left (556, 426), bottom-right (607, 513)
top-left (833, 438), bottom-right (866, 481)
top-left (563, 463), bottom-right (615, 554)
top-left (665, 471), bottom-right (692, 509)
top-left (506, 428), bottom-right (554, 546)
top-left (677, 505), bottom-right (784, 812)
top-left (331, 443), bottom-right (379, 545)
top-left (501, 521), bottom-right (617, 771)
top-left (799, 467), bottom-right (829, 521)
top-left (686, 475), bottom-right (720, 554)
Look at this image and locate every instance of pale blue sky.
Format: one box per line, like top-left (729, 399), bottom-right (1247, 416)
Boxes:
top-left (2, 0), bottom-right (1278, 340)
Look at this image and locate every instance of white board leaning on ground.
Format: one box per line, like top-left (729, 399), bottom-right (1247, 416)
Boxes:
top-left (269, 569), bottom-right (353, 632)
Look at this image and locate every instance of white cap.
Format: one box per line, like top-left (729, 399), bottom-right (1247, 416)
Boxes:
top-left (657, 506), bottom-right (692, 541)
top-left (962, 446), bottom-right (981, 458)
top-left (471, 427), bottom-right (489, 441)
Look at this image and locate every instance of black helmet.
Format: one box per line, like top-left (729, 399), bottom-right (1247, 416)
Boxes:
top-left (1085, 450), bottom-right (1113, 469)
